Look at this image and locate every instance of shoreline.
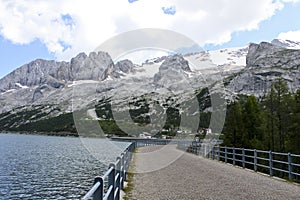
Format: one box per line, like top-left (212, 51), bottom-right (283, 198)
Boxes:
top-left (0, 131), bottom-right (79, 138)
top-left (0, 131), bottom-right (132, 139)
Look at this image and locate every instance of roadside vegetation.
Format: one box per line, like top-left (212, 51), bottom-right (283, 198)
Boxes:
top-left (223, 78), bottom-right (300, 154)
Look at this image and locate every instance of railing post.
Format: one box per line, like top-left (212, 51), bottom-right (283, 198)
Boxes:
top-left (254, 149), bottom-right (257, 171)
top-left (225, 146), bottom-right (228, 163)
top-left (204, 144), bottom-right (207, 158)
top-left (288, 153), bottom-right (293, 181)
top-left (242, 148), bottom-right (245, 168)
top-left (212, 146), bottom-right (215, 160)
top-left (115, 158), bottom-right (121, 200)
top-left (93, 177), bottom-right (103, 200)
top-left (124, 151), bottom-right (128, 181)
top-left (233, 147), bottom-right (236, 166)
top-left (108, 164), bottom-right (115, 200)
top-left (218, 146), bottom-right (220, 161)
top-left (269, 151), bottom-right (273, 176)
top-left (120, 153), bottom-right (125, 190)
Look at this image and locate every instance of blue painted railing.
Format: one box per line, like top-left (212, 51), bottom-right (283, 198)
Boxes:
top-left (82, 142), bottom-right (135, 200)
top-left (178, 142), bottom-right (300, 182)
top-left (83, 139), bottom-right (300, 199)
top-left (82, 139), bottom-right (174, 200)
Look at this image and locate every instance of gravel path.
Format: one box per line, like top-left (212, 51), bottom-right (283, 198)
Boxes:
top-left (128, 145), bottom-right (300, 200)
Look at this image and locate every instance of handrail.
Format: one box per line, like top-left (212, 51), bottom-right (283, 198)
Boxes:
top-left (82, 139), bottom-right (172, 200)
top-left (83, 139), bottom-right (300, 200)
top-left (82, 181), bottom-right (101, 200)
top-left (103, 167), bottom-right (114, 179)
top-left (177, 141), bottom-right (300, 182)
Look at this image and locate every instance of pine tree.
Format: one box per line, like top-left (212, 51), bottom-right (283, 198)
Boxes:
top-left (264, 86), bottom-right (277, 151)
top-left (264, 78), bottom-right (291, 152)
top-left (243, 95), bottom-right (265, 149)
top-left (223, 101), bottom-right (246, 147)
top-left (287, 89), bottom-right (300, 154)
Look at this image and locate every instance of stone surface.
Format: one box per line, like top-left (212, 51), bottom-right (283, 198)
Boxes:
top-left (128, 146), bottom-right (300, 200)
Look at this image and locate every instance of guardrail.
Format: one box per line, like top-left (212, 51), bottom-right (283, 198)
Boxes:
top-left (83, 139), bottom-right (300, 199)
top-left (178, 142), bottom-right (300, 182)
top-left (82, 142), bottom-right (135, 200)
top-left (83, 139), bottom-right (174, 200)
top-left (111, 138), bottom-right (173, 146)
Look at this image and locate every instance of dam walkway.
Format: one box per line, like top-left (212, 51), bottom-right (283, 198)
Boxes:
top-left (128, 145), bottom-right (300, 200)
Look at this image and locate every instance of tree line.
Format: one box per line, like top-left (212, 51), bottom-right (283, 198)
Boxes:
top-left (223, 78), bottom-right (300, 154)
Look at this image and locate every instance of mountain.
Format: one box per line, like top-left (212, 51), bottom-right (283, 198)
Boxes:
top-left (227, 41), bottom-right (300, 96)
top-left (0, 40), bottom-right (299, 134)
top-left (271, 39), bottom-right (300, 49)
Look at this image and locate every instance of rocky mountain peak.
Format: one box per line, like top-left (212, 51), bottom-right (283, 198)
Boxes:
top-left (153, 55), bottom-right (191, 90)
top-left (100, 59), bottom-right (136, 80)
top-left (229, 41), bottom-right (300, 97)
top-left (115, 59), bottom-right (135, 74)
top-left (1, 40), bottom-right (300, 124)
top-left (70, 51), bottom-right (113, 81)
top-left (246, 42), bottom-right (300, 69)
top-left (0, 51), bottom-right (116, 92)
top-left (159, 54), bottom-right (191, 72)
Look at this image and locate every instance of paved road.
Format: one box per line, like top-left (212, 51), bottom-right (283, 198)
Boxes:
top-left (127, 145), bottom-right (300, 200)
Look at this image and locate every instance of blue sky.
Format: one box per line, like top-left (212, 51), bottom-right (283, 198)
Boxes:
top-left (205, 2), bottom-right (300, 50)
top-left (0, 0), bottom-right (300, 78)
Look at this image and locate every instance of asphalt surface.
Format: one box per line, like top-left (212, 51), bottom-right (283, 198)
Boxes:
top-left (127, 145), bottom-right (300, 200)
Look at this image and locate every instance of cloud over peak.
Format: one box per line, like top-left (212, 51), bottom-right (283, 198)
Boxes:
top-left (0, 0), bottom-right (295, 61)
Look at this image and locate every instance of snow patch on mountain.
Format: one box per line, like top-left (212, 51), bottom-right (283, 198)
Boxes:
top-left (123, 61), bottom-right (163, 79)
top-left (15, 83), bottom-right (29, 89)
top-left (67, 80), bottom-right (100, 87)
top-left (272, 39), bottom-right (300, 49)
top-left (209, 47), bottom-right (247, 66)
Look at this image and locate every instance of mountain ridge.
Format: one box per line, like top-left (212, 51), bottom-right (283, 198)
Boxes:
top-left (0, 39), bottom-right (300, 134)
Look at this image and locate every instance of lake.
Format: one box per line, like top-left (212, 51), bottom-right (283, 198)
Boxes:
top-left (0, 133), bottom-right (130, 199)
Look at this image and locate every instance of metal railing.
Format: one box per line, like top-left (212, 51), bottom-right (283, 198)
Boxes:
top-left (178, 142), bottom-right (300, 182)
top-left (111, 138), bottom-right (173, 146)
top-left (83, 139), bottom-right (174, 200)
top-left (83, 139), bottom-right (300, 200)
top-left (82, 142), bottom-right (135, 200)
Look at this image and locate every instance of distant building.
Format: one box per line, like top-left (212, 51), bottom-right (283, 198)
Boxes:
top-left (198, 128), bottom-right (212, 135)
top-left (139, 132), bottom-right (152, 139)
top-left (206, 128), bottom-right (212, 134)
top-left (176, 129), bottom-right (183, 133)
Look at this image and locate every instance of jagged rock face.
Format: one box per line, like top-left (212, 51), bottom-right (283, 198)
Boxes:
top-left (101, 59), bottom-right (135, 80)
top-left (0, 40), bottom-right (300, 126)
top-left (0, 60), bottom-right (61, 92)
top-left (154, 55), bottom-right (192, 92)
top-left (70, 52), bottom-right (113, 81)
top-left (247, 43), bottom-right (300, 69)
top-left (159, 55), bottom-right (191, 72)
top-left (0, 51), bottom-right (114, 92)
top-left (115, 59), bottom-right (135, 74)
top-left (228, 42), bottom-right (300, 96)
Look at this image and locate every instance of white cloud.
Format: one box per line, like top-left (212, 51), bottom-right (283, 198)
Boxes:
top-left (280, 0), bottom-right (300, 3)
top-left (278, 30), bottom-right (300, 42)
top-left (0, 0), bottom-right (289, 61)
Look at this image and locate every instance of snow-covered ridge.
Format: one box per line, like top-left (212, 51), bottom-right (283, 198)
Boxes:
top-left (272, 39), bottom-right (300, 50)
top-left (67, 80), bottom-right (100, 87)
top-left (1, 39), bottom-right (300, 115)
top-left (208, 47), bottom-right (248, 66)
